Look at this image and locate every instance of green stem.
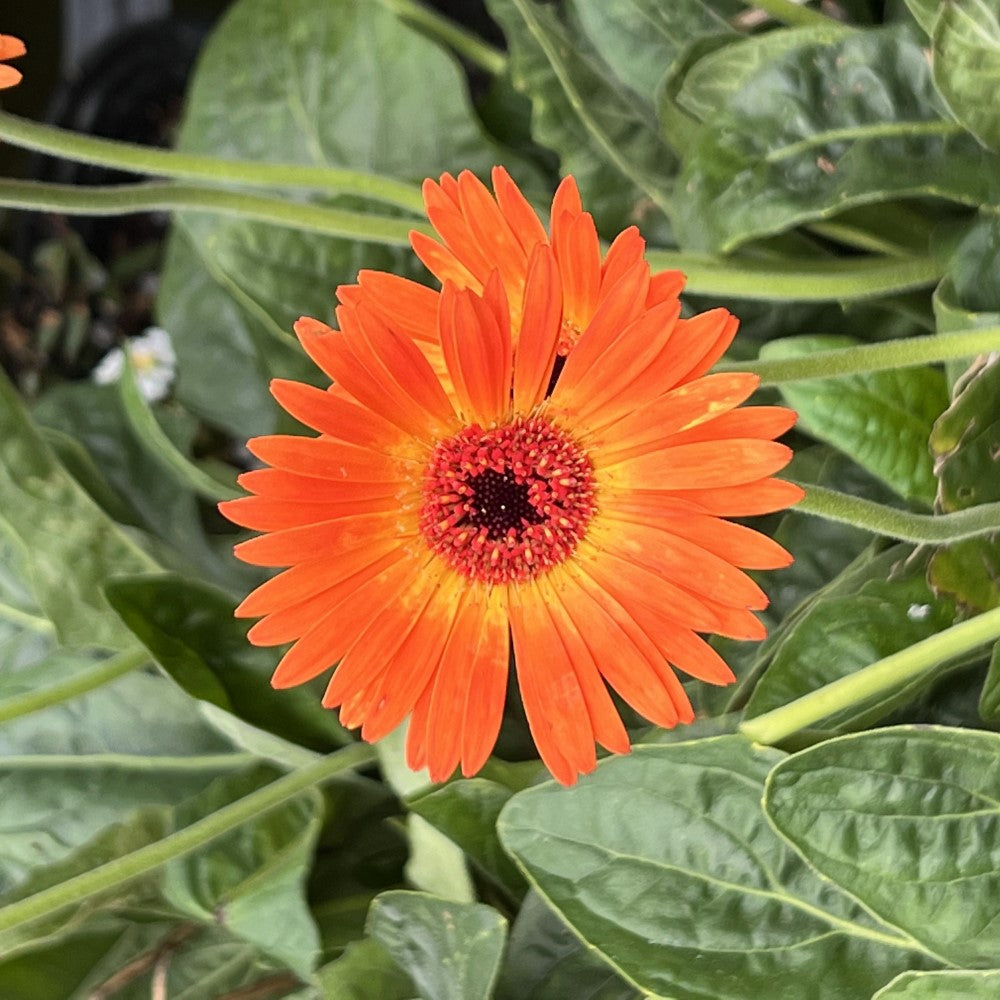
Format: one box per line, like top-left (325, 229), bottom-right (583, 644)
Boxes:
top-left (376, 0), bottom-right (507, 75)
top-left (0, 179), bottom-right (426, 246)
top-left (715, 327), bottom-right (1000, 382)
top-left (794, 484), bottom-right (1000, 543)
top-left (740, 607), bottom-right (1000, 744)
top-left (647, 250), bottom-right (941, 302)
top-left (0, 743), bottom-right (376, 936)
top-left (0, 112), bottom-right (424, 213)
top-left (740, 0), bottom-right (836, 28)
top-left (0, 648), bottom-right (148, 726)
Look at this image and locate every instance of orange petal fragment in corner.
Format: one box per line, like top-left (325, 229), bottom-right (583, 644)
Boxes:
top-left (0, 34), bottom-right (25, 89)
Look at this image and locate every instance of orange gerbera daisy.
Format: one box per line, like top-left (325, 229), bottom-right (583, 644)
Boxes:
top-left (0, 35), bottom-right (25, 90)
top-left (222, 232), bottom-right (802, 786)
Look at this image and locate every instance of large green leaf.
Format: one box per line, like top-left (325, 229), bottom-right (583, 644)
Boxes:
top-left (762, 334), bottom-right (948, 503)
top-left (408, 778), bottom-right (526, 900)
top-left (312, 938), bottom-right (416, 1000)
top-left (499, 737), bottom-right (935, 1000)
top-left (486, 0), bottom-right (674, 236)
top-left (929, 354), bottom-right (1000, 610)
top-left (932, 0), bottom-right (1000, 151)
top-left (764, 726), bottom-right (1000, 968)
top-left (368, 890), bottom-right (507, 1000)
top-left (675, 27), bottom-right (1000, 251)
top-left (744, 550), bottom-right (959, 723)
top-left (159, 0), bottom-right (508, 437)
top-left (496, 892), bottom-right (640, 1000)
top-left (106, 573), bottom-right (351, 755)
top-left (873, 969), bottom-right (1000, 999)
top-left (571, 0), bottom-right (734, 99)
top-left (0, 373), bottom-right (155, 650)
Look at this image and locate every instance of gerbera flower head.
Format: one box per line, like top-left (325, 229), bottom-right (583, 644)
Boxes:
top-left (0, 35), bottom-right (25, 90)
top-left (223, 175), bottom-right (802, 786)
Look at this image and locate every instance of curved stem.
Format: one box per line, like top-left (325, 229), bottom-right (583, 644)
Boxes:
top-left (0, 648), bottom-right (149, 725)
top-left (0, 743), bottom-right (376, 936)
top-left (647, 249), bottom-right (941, 302)
top-left (0, 112), bottom-right (425, 213)
top-left (740, 0), bottom-right (837, 28)
top-left (793, 484), bottom-right (1000, 543)
top-left (740, 606), bottom-right (1000, 745)
top-left (376, 0), bottom-right (507, 75)
top-left (715, 327), bottom-right (1000, 382)
top-left (0, 179), bottom-right (426, 246)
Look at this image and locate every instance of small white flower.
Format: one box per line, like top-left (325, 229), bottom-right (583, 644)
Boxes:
top-left (907, 603), bottom-right (931, 621)
top-left (93, 326), bottom-right (177, 402)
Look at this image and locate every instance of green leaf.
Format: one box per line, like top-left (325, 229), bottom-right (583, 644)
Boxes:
top-left (932, 0), bottom-right (1000, 151)
top-left (671, 23), bottom-right (849, 123)
top-left (496, 892), bottom-right (640, 1000)
top-left (764, 726), bottom-right (1000, 967)
top-left (762, 334), bottom-right (948, 503)
top-left (0, 372), bottom-right (155, 650)
top-left (409, 778), bottom-right (526, 900)
top-left (744, 549), bottom-right (960, 724)
top-left (314, 938), bottom-right (416, 1000)
top-left (929, 354), bottom-right (1000, 610)
top-left (978, 642), bottom-right (1000, 723)
top-left (904, 0), bottom-right (945, 35)
top-left (368, 890), bottom-right (507, 1000)
top-left (571, 0), bottom-right (734, 99)
top-left (486, 0), bottom-right (675, 234)
top-left (105, 573), bottom-right (352, 756)
top-left (675, 27), bottom-right (1000, 252)
top-left (159, 0), bottom-right (508, 437)
top-left (947, 212), bottom-right (1000, 314)
top-left (499, 737), bottom-right (934, 1000)
top-left (161, 767), bottom-right (323, 978)
top-left (873, 969), bottom-right (1000, 999)
top-left (119, 354), bottom-right (240, 503)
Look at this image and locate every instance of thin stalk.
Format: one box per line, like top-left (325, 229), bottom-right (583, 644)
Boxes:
top-left (647, 249), bottom-right (941, 302)
top-left (376, 0), bottom-right (507, 75)
top-left (0, 112), bottom-right (425, 213)
top-left (740, 0), bottom-right (837, 28)
top-left (0, 743), bottom-right (376, 936)
top-left (715, 327), bottom-right (1000, 383)
top-left (0, 648), bottom-right (149, 725)
top-left (793, 484), bottom-right (1000, 543)
top-left (740, 607), bottom-right (1000, 744)
top-left (0, 179), bottom-right (425, 246)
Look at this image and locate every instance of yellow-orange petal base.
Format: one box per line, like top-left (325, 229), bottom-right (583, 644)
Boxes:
top-left (222, 178), bottom-right (803, 787)
top-left (0, 35), bottom-right (25, 90)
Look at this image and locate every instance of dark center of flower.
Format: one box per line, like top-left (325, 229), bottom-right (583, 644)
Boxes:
top-left (420, 415), bottom-right (596, 584)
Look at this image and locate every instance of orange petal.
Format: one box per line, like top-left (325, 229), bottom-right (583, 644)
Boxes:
top-left (606, 439), bottom-right (793, 491)
top-left (664, 406), bottom-right (798, 447)
top-left (424, 176), bottom-right (493, 281)
top-left (269, 379), bottom-right (402, 450)
top-left (0, 65), bottom-right (21, 89)
top-left (512, 244), bottom-right (562, 412)
top-left (0, 35), bottom-right (26, 60)
top-left (246, 434), bottom-right (411, 482)
top-left (556, 212), bottom-right (601, 330)
top-left (492, 166), bottom-right (548, 254)
top-left (343, 271), bottom-right (439, 343)
top-left (600, 227), bottom-right (645, 293)
top-left (508, 583), bottom-right (597, 786)
top-left (646, 269), bottom-right (686, 307)
top-left (220, 491), bottom-right (397, 531)
top-left (549, 175), bottom-right (582, 234)
top-left (236, 467), bottom-right (393, 503)
top-left (233, 510), bottom-right (402, 567)
top-left (410, 230), bottom-right (481, 291)
top-left (269, 555), bottom-right (422, 687)
top-left (653, 309), bottom-right (740, 390)
top-left (674, 476), bottom-right (806, 517)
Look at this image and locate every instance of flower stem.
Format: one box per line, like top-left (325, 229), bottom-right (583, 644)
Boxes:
top-left (739, 607), bottom-right (1000, 745)
top-left (715, 327), bottom-right (1000, 382)
top-left (376, 0), bottom-right (507, 75)
top-left (0, 179), bottom-right (427, 246)
top-left (0, 648), bottom-right (149, 725)
top-left (0, 743), bottom-right (376, 937)
top-left (646, 249), bottom-right (941, 302)
top-left (0, 111), bottom-right (425, 213)
top-left (793, 484), bottom-right (1000, 543)
top-left (740, 0), bottom-right (837, 28)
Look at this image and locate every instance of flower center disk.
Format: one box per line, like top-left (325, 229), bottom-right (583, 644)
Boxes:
top-left (420, 415), bottom-right (596, 584)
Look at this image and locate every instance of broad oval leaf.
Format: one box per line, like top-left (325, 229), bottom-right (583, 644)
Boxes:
top-left (932, 0), bottom-right (1000, 151)
top-left (499, 737), bottom-right (934, 1000)
top-left (368, 890), bottom-right (507, 1000)
top-left (873, 969), bottom-right (1000, 999)
top-left (675, 27), bottom-right (1000, 252)
top-left (764, 726), bottom-right (1000, 968)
